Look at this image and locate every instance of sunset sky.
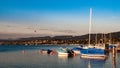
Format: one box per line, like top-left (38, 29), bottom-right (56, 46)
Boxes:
top-left (0, 0), bottom-right (120, 39)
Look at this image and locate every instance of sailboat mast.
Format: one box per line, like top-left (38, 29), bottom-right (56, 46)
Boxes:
top-left (89, 8), bottom-right (92, 45)
top-left (95, 33), bottom-right (98, 44)
top-left (109, 33), bottom-right (112, 44)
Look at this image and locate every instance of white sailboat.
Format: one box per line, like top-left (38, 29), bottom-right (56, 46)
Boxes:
top-left (80, 8), bottom-right (107, 59)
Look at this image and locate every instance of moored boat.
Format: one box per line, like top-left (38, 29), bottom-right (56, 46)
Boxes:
top-left (57, 47), bottom-right (76, 56)
top-left (80, 8), bottom-right (107, 60)
top-left (72, 44), bottom-right (88, 54)
top-left (80, 48), bottom-right (106, 59)
top-left (40, 49), bottom-right (55, 55)
top-left (57, 47), bottom-right (68, 56)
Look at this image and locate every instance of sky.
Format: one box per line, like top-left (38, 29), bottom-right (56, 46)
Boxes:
top-left (0, 0), bottom-right (120, 39)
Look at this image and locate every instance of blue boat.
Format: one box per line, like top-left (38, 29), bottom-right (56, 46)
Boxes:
top-left (80, 48), bottom-right (106, 59)
top-left (72, 46), bottom-right (84, 54)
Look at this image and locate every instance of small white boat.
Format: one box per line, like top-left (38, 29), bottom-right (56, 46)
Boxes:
top-left (58, 52), bottom-right (68, 56)
top-left (40, 49), bottom-right (48, 54)
top-left (57, 47), bottom-right (76, 56)
top-left (40, 49), bottom-right (55, 55)
top-left (57, 47), bottom-right (68, 56)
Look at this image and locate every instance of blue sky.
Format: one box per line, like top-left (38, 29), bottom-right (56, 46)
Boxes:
top-left (0, 0), bottom-right (120, 39)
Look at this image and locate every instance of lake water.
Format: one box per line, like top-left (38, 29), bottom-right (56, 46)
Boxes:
top-left (0, 45), bottom-right (120, 68)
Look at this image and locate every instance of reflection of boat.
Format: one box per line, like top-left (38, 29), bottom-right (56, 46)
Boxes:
top-left (22, 50), bottom-right (26, 54)
top-left (80, 8), bottom-right (106, 60)
top-left (88, 59), bottom-right (106, 68)
top-left (58, 54), bottom-right (68, 64)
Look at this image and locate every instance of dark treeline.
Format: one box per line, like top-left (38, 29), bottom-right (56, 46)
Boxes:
top-left (0, 31), bottom-right (120, 45)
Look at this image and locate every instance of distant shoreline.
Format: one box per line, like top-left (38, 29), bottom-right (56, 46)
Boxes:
top-left (0, 31), bottom-right (120, 45)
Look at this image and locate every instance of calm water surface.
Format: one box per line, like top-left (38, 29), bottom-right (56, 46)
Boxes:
top-left (0, 45), bottom-right (120, 68)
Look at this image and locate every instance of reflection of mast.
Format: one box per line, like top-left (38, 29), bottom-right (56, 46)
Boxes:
top-left (88, 59), bottom-right (91, 68)
top-left (112, 56), bottom-right (116, 68)
top-left (112, 46), bottom-right (116, 68)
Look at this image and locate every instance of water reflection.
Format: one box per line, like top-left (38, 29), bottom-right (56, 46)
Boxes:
top-left (112, 55), bottom-right (116, 68)
top-left (92, 59), bottom-right (106, 68)
top-left (21, 50), bottom-right (26, 54)
top-left (0, 45), bottom-right (120, 68)
top-left (88, 59), bottom-right (91, 68)
top-left (58, 55), bottom-right (68, 63)
top-left (84, 58), bottom-right (106, 68)
top-left (111, 49), bottom-right (116, 68)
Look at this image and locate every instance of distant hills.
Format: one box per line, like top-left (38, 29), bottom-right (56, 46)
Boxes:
top-left (16, 31), bottom-right (120, 42)
top-left (0, 31), bottom-right (120, 45)
top-left (0, 31), bottom-right (120, 41)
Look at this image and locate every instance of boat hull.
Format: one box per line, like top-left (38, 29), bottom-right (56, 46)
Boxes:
top-left (73, 50), bottom-right (80, 54)
top-left (57, 47), bottom-right (76, 57)
top-left (57, 52), bottom-right (68, 56)
top-left (81, 54), bottom-right (106, 60)
top-left (80, 48), bottom-right (107, 59)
